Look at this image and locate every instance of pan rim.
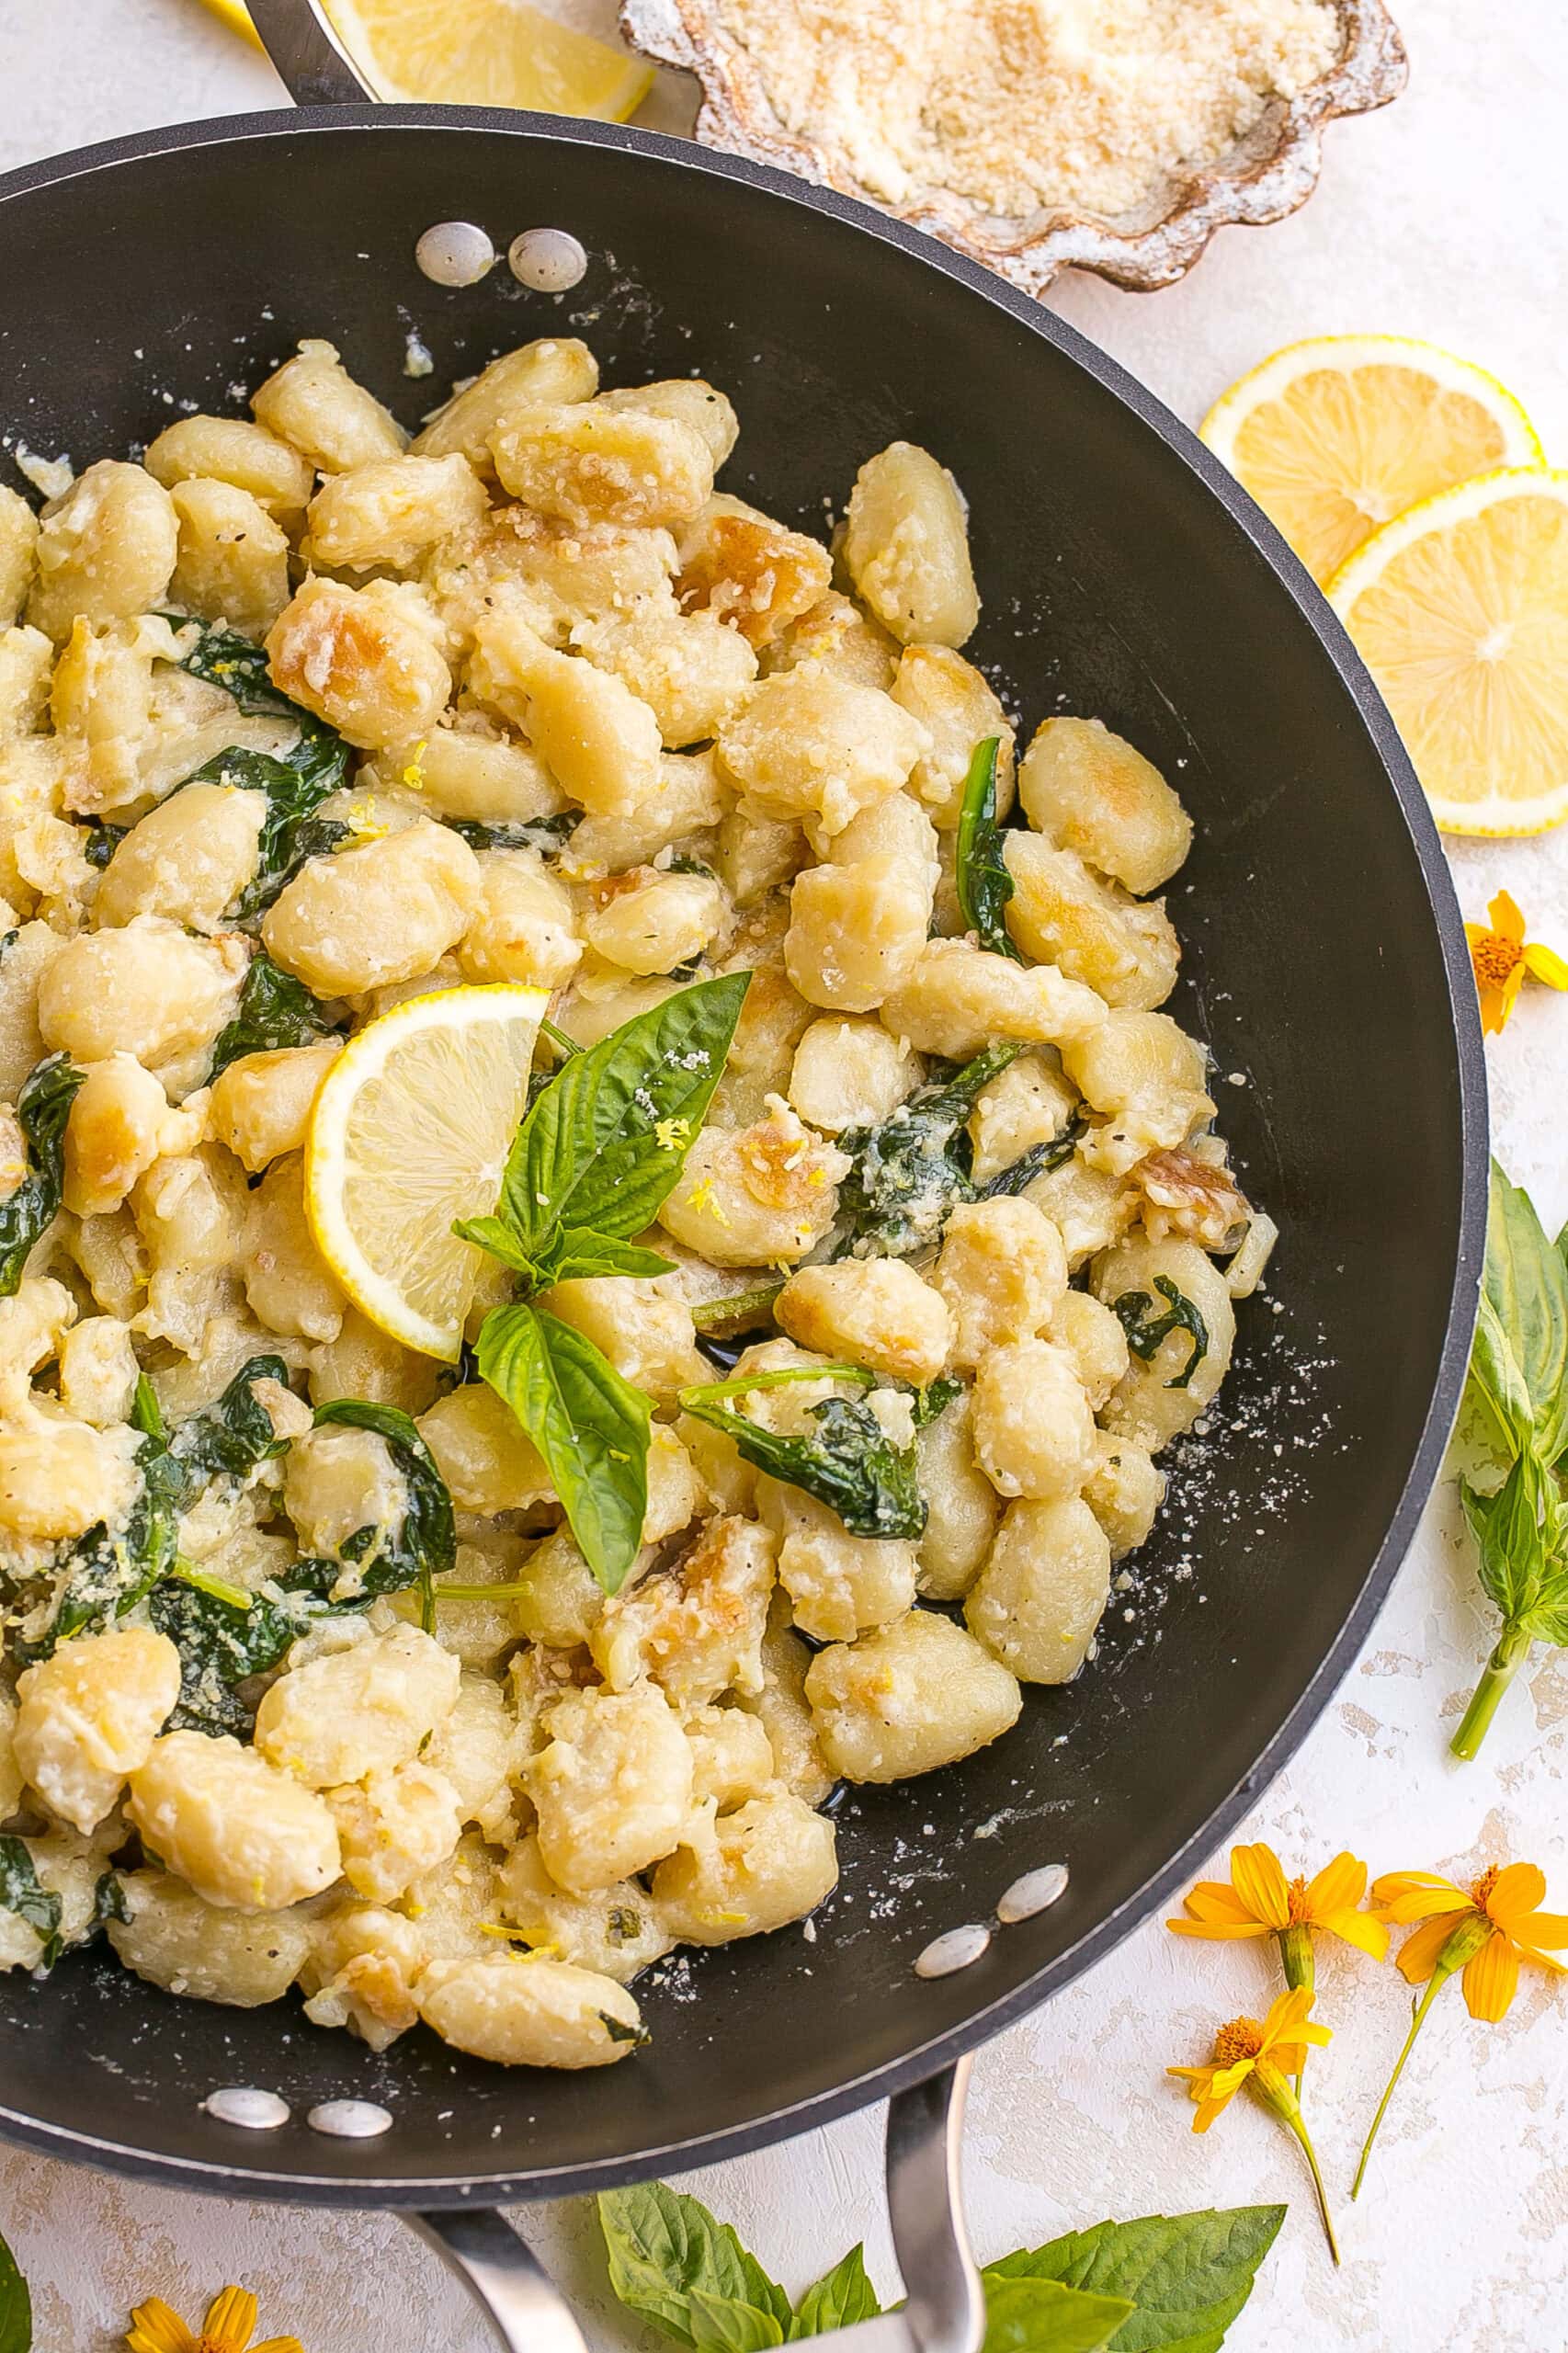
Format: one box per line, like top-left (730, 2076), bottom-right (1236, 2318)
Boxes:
top-left (0, 102), bottom-right (1489, 2205)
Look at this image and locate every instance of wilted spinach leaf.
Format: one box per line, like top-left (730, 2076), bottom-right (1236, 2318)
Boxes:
top-left (311, 1397), bottom-right (457, 1631)
top-left (82, 822), bottom-right (127, 870)
top-left (151, 1572), bottom-right (301, 1736)
top-left (834, 1043), bottom-right (1076, 1260)
top-left (0, 1053), bottom-right (85, 1296)
top-left (164, 619), bottom-right (348, 790)
top-left (679, 1363), bottom-right (934, 1540)
top-left (0, 1837), bottom-right (63, 1970)
top-left (167, 1355), bottom-right (292, 1489)
top-left (209, 954), bottom-right (338, 1082)
top-left (182, 745), bottom-right (352, 922)
top-left (954, 735), bottom-right (1019, 960)
top-left (1112, 1278), bottom-right (1210, 1390)
top-left (449, 813), bottom-right (582, 856)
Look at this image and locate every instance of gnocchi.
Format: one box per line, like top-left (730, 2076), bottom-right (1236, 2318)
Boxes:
top-left (0, 326), bottom-right (1260, 2081)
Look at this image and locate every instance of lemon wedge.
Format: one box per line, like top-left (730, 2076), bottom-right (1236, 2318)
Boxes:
top-left (305, 983), bottom-right (547, 1360)
top-left (318, 0), bottom-right (653, 118)
top-left (1201, 335), bottom-right (1542, 586)
top-left (1328, 468), bottom-right (1568, 836)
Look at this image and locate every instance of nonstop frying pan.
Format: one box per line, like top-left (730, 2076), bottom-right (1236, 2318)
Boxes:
top-left (0, 4), bottom-right (1486, 2343)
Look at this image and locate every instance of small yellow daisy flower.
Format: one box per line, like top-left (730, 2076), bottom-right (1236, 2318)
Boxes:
top-left (1465, 891), bottom-right (1568, 1035)
top-left (125, 2282), bottom-right (304, 2353)
top-left (1168, 1986), bottom-right (1338, 2261)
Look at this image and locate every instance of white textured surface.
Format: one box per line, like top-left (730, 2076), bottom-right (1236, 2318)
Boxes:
top-left (1, 2), bottom-right (1565, 2345)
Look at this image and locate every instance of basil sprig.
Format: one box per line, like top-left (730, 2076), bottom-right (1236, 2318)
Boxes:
top-left (0, 1053), bottom-right (85, 1297)
top-left (1450, 1160), bottom-right (1568, 1759)
top-left (678, 1363), bottom-right (959, 1541)
top-left (1111, 1277), bottom-right (1210, 1391)
top-left (954, 734), bottom-right (1020, 960)
top-left (597, 2178), bottom-right (1283, 2352)
top-left (462, 975), bottom-right (750, 1595)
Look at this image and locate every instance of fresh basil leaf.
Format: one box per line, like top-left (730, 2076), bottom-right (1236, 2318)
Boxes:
top-left (1460, 1450), bottom-right (1564, 1632)
top-left (790, 2245), bottom-right (881, 2336)
top-left (1466, 1160), bottom-right (1568, 1467)
top-left (449, 813), bottom-right (582, 855)
top-left (496, 972), bottom-right (750, 1254)
top-left (834, 1043), bottom-right (1028, 1260)
top-left (540, 1229), bottom-right (678, 1283)
top-left (0, 1053), bottom-right (85, 1296)
top-left (679, 1364), bottom-right (926, 1540)
top-left (0, 1838), bottom-right (64, 1972)
top-left (312, 1397), bottom-right (457, 1630)
top-left (981, 2276), bottom-right (1133, 2353)
top-left (688, 2294), bottom-right (785, 2353)
top-left (1112, 1279), bottom-right (1209, 1390)
top-left (209, 954), bottom-right (337, 1081)
top-left (451, 1214), bottom-right (545, 1281)
top-left (987, 2204), bottom-right (1284, 2353)
top-left (597, 2183), bottom-right (793, 2351)
top-left (955, 736), bottom-right (1020, 960)
top-left (478, 1305), bottom-right (651, 1592)
top-left (0, 2218), bottom-right (30, 2353)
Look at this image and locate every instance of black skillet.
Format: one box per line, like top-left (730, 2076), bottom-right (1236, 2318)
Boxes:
top-left (0, 3), bottom-right (1486, 2341)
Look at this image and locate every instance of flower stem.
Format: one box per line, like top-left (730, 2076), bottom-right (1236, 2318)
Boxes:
top-left (1285, 2107), bottom-right (1341, 2266)
top-left (1451, 1622), bottom-right (1533, 1760)
top-left (1351, 1968), bottom-right (1451, 2198)
top-left (1279, 1924), bottom-right (1315, 2100)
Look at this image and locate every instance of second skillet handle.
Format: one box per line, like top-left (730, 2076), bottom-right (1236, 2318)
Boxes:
top-left (246, 0), bottom-right (376, 103)
top-left (407, 2062), bottom-right (984, 2353)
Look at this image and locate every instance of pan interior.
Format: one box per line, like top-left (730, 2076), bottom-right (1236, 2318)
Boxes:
top-left (0, 114), bottom-right (1479, 2201)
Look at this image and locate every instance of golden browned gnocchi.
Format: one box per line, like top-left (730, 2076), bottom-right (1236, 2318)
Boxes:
top-left (0, 326), bottom-right (1262, 2075)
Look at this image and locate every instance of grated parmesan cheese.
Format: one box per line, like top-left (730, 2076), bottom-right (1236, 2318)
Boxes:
top-left (13, 443), bottom-right (73, 499)
top-left (711, 0), bottom-right (1343, 222)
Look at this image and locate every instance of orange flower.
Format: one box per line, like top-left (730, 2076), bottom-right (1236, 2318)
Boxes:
top-left (125, 2283), bottom-right (304, 2353)
top-left (1354, 1858), bottom-right (1568, 2198)
top-left (1169, 1842), bottom-right (1389, 1978)
top-left (1465, 891), bottom-right (1568, 1036)
top-left (1373, 1860), bottom-right (1568, 2021)
top-left (1168, 1986), bottom-right (1338, 2259)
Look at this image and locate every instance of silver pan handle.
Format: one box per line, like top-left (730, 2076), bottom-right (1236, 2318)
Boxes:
top-left (246, 0), bottom-right (376, 103)
top-left (406, 2063), bottom-right (984, 2353)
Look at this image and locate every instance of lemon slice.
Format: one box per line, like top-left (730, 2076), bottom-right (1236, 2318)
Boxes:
top-left (318, 0), bottom-right (653, 118)
top-left (1201, 335), bottom-right (1543, 586)
top-left (305, 983), bottom-right (547, 1360)
top-left (1328, 468), bottom-right (1568, 836)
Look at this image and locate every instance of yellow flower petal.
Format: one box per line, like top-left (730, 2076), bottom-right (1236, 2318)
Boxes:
top-left (1230, 1843), bottom-right (1290, 1930)
top-left (1259, 1984), bottom-right (1319, 2049)
top-left (125, 2300), bottom-right (199, 2353)
top-left (1512, 1910), bottom-right (1568, 1949)
top-left (204, 2288), bottom-right (258, 2347)
top-left (1523, 941), bottom-right (1568, 990)
top-left (1166, 1916), bottom-right (1276, 1940)
top-left (251, 2338), bottom-right (307, 2353)
top-left (1500, 963), bottom-right (1528, 1019)
top-left (1511, 1942), bottom-right (1568, 1975)
top-left (1395, 1910), bottom-right (1467, 1984)
top-left (1373, 1870), bottom-right (1469, 1924)
top-left (1318, 1904), bottom-right (1391, 1961)
top-left (1485, 1862), bottom-right (1548, 1927)
top-left (1490, 891), bottom-right (1527, 943)
top-left (1303, 1850), bottom-right (1367, 1920)
top-left (1462, 1930), bottom-right (1519, 2021)
top-left (1181, 1880), bottom-right (1264, 1927)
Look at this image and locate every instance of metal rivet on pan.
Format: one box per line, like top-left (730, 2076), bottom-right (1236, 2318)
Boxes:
top-left (415, 222), bottom-right (497, 288)
top-left (914, 1923), bottom-right (991, 1979)
top-left (203, 2086), bottom-right (290, 2131)
top-left (997, 1864), bottom-right (1070, 1925)
top-left (307, 2098), bottom-right (393, 2139)
top-left (508, 227), bottom-right (589, 292)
